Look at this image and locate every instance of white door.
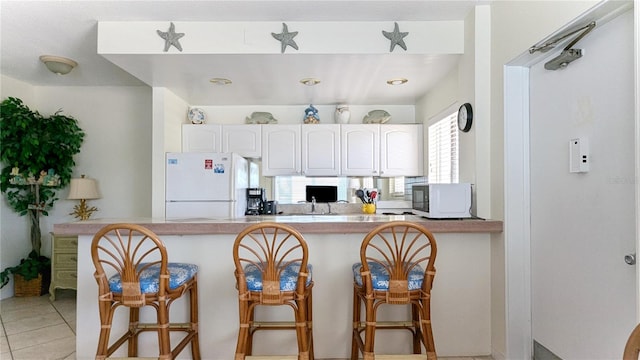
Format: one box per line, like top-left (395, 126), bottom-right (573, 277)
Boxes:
top-left (182, 124), bottom-right (222, 152)
top-left (379, 124), bottom-right (423, 177)
top-left (302, 124), bottom-right (340, 176)
top-left (222, 124), bottom-right (261, 158)
top-left (261, 125), bottom-right (301, 176)
top-left (341, 124), bottom-right (380, 176)
top-left (529, 11), bottom-right (635, 359)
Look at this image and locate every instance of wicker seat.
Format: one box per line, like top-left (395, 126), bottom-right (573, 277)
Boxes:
top-left (91, 223), bottom-right (200, 360)
top-left (233, 222), bottom-right (314, 360)
top-left (351, 221), bottom-right (438, 360)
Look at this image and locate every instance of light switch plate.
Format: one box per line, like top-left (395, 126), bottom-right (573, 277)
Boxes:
top-left (569, 137), bottom-right (589, 173)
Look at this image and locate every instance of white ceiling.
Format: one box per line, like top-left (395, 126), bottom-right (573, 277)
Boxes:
top-left (0, 1), bottom-right (482, 106)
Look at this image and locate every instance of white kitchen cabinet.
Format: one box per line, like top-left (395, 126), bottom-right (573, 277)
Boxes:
top-left (301, 124), bottom-right (340, 176)
top-left (261, 125), bottom-right (301, 176)
top-left (341, 124), bottom-right (380, 176)
top-left (182, 124), bottom-right (222, 152)
top-left (222, 124), bottom-right (261, 158)
top-left (380, 124), bottom-right (423, 176)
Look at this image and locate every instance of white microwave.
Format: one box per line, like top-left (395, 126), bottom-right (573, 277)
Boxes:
top-left (412, 183), bottom-right (472, 219)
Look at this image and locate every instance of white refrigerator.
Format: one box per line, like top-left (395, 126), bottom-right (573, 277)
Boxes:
top-left (165, 152), bottom-right (248, 218)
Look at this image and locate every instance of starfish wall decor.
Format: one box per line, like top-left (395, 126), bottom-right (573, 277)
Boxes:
top-left (382, 22), bottom-right (409, 52)
top-left (157, 22), bottom-right (185, 52)
top-left (271, 23), bottom-right (299, 53)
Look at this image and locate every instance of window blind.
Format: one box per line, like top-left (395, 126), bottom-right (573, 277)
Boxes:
top-left (428, 112), bottom-right (459, 183)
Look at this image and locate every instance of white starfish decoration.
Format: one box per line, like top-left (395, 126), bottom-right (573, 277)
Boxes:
top-left (271, 23), bottom-right (299, 53)
top-left (157, 22), bottom-right (184, 52)
top-left (382, 22), bottom-right (409, 52)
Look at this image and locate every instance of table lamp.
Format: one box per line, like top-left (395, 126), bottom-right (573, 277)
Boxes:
top-left (67, 175), bottom-right (101, 220)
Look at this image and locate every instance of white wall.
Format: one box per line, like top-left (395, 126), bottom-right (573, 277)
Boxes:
top-left (530, 10), bottom-right (635, 358)
top-left (0, 79), bottom-right (152, 299)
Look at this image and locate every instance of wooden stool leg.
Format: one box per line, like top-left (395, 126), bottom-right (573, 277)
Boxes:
top-left (420, 298), bottom-right (436, 359)
top-left (97, 304), bottom-right (115, 359)
top-left (235, 298), bottom-right (250, 359)
top-left (411, 303), bottom-right (422, 353)
top-left (157, 299), bottom-right (171, 359)
top-left (351, 286), bottom-right (361, 360)
top-left (307, 289), bottom-right (314, 360)
top-left (363, 296), bottom-right (376, 359)
top-left (128, 307), bottom-right (140, 356)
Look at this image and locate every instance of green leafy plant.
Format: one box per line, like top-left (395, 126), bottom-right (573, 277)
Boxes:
top-left (0, 97), bottom-right (84, 290)
top-left (0, 251), bottom-right (51, 288)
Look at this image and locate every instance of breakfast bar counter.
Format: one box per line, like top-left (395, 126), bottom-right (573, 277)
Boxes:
top-left (55, 215), bottom-right (502, 360)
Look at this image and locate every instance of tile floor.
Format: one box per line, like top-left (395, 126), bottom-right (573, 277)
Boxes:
top-left (0, 290), bottom-right (492, 360)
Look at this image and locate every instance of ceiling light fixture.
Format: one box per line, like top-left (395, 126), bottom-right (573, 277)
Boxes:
top-left (209, 78), bottom-right (232, 85)
top-left (387, 78), bottom-right (408, 85)
top-left (39, 55), bottom-right (77, 75)
top-left (300, 78), bottom-right (321, 86)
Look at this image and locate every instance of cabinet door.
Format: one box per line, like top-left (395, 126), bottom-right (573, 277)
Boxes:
top-left (182, 124), bottom-right (222, 152)
top-left (262, 125), bottom-right (301, 176)
top-left (341, 124), bottom-right (380, 176)
top-left (302, 124), bottom-right (340, 176)
top-left (380, 124), bottom-right (424, 176)
top-left (222, 125), bottom-right (261, 158)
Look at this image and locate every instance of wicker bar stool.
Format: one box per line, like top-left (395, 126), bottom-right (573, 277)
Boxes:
top-left (91, 223), bottom-right (200, 360)
top-left (232, 222), bottom-right (314, 360)
top-left (351, 221), bottom-right (438, 360)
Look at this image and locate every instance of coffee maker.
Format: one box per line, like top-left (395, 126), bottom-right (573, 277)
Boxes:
top-left (245, 188), bottom-right (266, 215)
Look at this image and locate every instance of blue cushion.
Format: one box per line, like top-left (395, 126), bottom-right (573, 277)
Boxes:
top-left (244, 262), bottom-right (313, 291)
top-left (352, 262), bottom-right (424, 290)
top-left (108, 263), bottom-right (198, 294)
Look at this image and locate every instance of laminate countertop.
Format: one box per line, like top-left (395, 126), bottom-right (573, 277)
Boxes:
top-left (53, 214), bottom-right (502, 235)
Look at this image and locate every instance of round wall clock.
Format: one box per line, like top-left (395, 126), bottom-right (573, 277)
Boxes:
top-left (457, 103), bottom-right (473, 132)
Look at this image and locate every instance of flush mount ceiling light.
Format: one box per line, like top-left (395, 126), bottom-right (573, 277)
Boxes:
top-left (386, 78), bottom-right (408, 85)
top-left (39, 55), bottom-right (77, 75)
top-left (209, 78), bottom-right (232, 85)
top-left (300, 78), bottom-right (321, 86)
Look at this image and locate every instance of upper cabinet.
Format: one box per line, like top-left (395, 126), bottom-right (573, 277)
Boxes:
top-left (261, 125), bottom-right (301, 176)
top-left (301, 124), bottom-right (341, 176)
top-left (380, 124), bottom-right (423, 177)
top-left (341, 124), bottom-right (380, 176)
top-left (182, 124), bottom-right (222, 153)
top-left (183, 124), bottom-right (261, 158)
top-left (184, 123), bottom-right (423, 177)
top-left (222, 124), bottom-right (261, 158)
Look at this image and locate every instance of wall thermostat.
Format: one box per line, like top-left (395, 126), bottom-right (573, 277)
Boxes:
top-left (569, 137), bottom-right (589, 173)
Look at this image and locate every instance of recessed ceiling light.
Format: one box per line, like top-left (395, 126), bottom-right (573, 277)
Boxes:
top-left (300, 78), bottom-right (321, 86)
top-left (387, 78), bottom-right (408, 85)
top-left (209, 78), bottom-right (232, 85)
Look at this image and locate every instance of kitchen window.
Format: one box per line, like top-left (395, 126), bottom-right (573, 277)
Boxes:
top-left (272, 176), bottom-right (404, 204)
top-left (428, 111), bottom-right (459, 183)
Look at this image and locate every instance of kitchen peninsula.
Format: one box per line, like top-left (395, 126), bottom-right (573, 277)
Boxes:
top-left (55, 215), bottom-right (502, 359)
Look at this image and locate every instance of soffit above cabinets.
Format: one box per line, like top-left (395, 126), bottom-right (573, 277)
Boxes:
top-left (98, 21), bottom-right (464, 106)
top-left (1, 1), bottom-right (479, 106)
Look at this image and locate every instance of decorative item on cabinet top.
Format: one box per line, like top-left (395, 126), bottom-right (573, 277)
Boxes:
top-left (246, 112), bottom-right (278, 124)
top-left (187, 107), bottom-right (206, 124)
top-left (362, 110), bottom-right (391, 124)
top-left (303, 104), bottom-right (320, 124)
top-left (334, 105), bottom-right (351, 124)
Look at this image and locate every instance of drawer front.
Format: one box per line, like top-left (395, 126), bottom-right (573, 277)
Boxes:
top-left (53, 253), bottom-right (77, 268)
top-left (54, 236), bottom-right (78, 251)
top-left (53, 270), bottom-right (77, 285)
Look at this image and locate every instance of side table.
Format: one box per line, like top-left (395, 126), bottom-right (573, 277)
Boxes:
top-left (49, 233), bottom-right (78, 301)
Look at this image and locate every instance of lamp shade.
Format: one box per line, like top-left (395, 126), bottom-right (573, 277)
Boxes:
top-left (67, 177), bottom-right (100, 200)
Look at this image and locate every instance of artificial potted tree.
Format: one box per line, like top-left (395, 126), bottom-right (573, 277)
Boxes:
top-left (0, 97), bottom-right (84, 296)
